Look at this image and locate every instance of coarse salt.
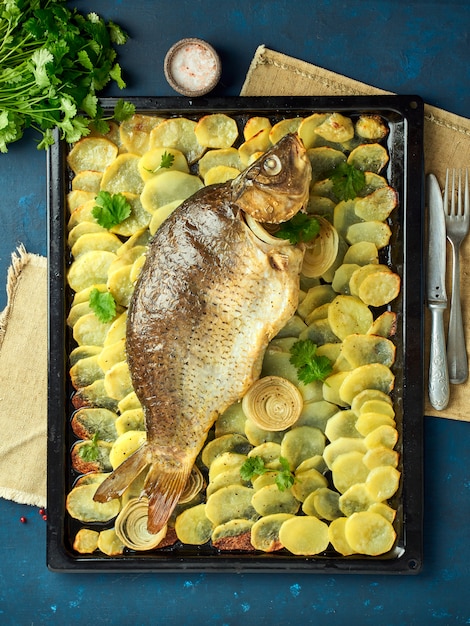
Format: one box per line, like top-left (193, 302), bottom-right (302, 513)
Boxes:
top-left (164, 38), bottom-right (221, 96)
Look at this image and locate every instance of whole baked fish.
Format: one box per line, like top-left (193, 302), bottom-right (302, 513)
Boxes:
top-left (94, 133), bottom-right (312, 532)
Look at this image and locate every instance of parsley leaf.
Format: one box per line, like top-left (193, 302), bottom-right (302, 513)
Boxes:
top-left (113, 99), bottom-right (136, 122)
top-left (89, 288), bottom-right (116, 323)
top-left (77, 432), bottom-right (100, 462)
top-left (240, 456), bottom-right (296, 492)
top-left (92, 191), bottom-right (131, 229)
top-left (289, 339), bottom-right (333, 384)
top-left (329, 162), bottom-right (366, 201)
top-left (0, 1), bottom-right (131, 151)
top-left (275, 214), bottom-right (320, 245)
top-left (275, 457), bottom-right (295, 492)
top-left (144, 151), bottom-right (176, 174)
top-left (240, 456), bottom-right (267, 481)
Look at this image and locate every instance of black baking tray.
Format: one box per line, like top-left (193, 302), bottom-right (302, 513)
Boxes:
top-left (47, 95), bottom-right (424, 573)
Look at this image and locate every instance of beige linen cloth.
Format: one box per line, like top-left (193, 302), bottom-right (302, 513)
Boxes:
top-left (1, 45), bottom-right (470, 507)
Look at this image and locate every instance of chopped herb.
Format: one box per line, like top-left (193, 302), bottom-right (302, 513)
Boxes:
top-left (275, 457), bottom-right (295, 492)
top-left (144, 150), bottom-right (175, 174)
top-left (92, 191), bottom-right (131, 229)
top-left (77, 432), bottom-right (100, 462)
top-left (289, 339), bottom-right (333, 384)
top-left (0, 0), bottom-right (132, 151)
top-left (240, 456), bottom-right (296, 492)
top-left (275, 213), bottom-right (320, 245)
top-left (329, 161), bottom-right (366, 201)
top-left (89, 288), bottom-right (116, 323)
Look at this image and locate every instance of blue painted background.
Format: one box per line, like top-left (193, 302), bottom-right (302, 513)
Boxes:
top-left (0, 1), bottom-right (469, 624)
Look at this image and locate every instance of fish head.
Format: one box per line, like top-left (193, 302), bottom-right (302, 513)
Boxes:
top-left (231, 133), bottom-right (311, 224)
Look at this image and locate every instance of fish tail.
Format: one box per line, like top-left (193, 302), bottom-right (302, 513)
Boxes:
top-left (144, 457), bottom-right (192, 534)
top-left (93, 444), bottom-right (150, 502)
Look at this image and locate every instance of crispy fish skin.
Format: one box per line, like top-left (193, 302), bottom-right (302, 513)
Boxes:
top-left (94, 134), bottom-right (312, 533)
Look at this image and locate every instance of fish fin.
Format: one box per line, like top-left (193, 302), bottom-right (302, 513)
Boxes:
top-left (93, 444), bottom-right (150, 503)
top-left (144, 458), bottom-right (192, 534)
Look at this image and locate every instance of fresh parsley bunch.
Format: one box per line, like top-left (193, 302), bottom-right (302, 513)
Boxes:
top-left (0, 0), bottom-right (134, 151)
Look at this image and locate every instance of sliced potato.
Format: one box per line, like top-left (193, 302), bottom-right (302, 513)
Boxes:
top-left (149, 200), bottom-right (183, 235)
top-left (201, 433), bottom-right (252, 468)
top-left (66, 483), bottom-right (121, 522)
top-left (354, 186), bottom-right (398, 221)
top-left (279, 515), bottom-right (329, 556)
top-left (205, 485), bottom-right (258, 526)
top-left (269, 117), bottom-right (302, 144)
top-left (206, 469), bottom-right (248, 498)
top-left (208, 452), bottom-right (248, 482)
top-left (97, 338), bottom-right (126, 372)
top-left (109, 430), bottom-right (146, 469)
top-left (355, 412), bottom-right (396, 437)
top-left (347, 143), bottom-right (389, 173)
top-left (71, 231), bottom-right (122, 259)
top-left (148, 117), bottom-right (205, 164)
top-left (195, 113), bottom-right (239, 148)
top-left (331, 450), bottom-right (369, 493)
top-left (291, 467), bottom-right (328, 502)
top-left (250, 513), bottom-right (294, 552)
top-left (68, 250), bottom-right (117, 293)
top-left (204, 165), bottom-right (240, 185)
top-left (140, 170), bottom-right (203, 214)
top-left (119, 114), bottom-right (165, 155)
top-left (72, 379), bottom-right (119, 412)
top-left (97, 528), bottom-right (125, 556)
top-left (359, 399), bottom-right (395, 418)
top-left (363, 446), bottom-right (399, 470)
top-left (323, 437), bottom-right (367, 470)
top-left (238, 128), bottom-right (271, 165)
top-left (174, 503), bottom-right (212, 545)
top-left (280, 426), bottom-right (326, 470)
top-left (72, 170), bottom-right (103, 193)
top-left (322, 371), bottom-right (350, 407)
top-left (345, 511), bottom-right (396, 555)
top-left (328, 295), bottom-right (373, 340)
top-left (73, 313), bottom-right (114, 347)
top-left (355, 115), bottom-right (389, 141)
top-left (67, 190), bottom-right (95, 213)
top-left (325, 409), bottom-right (361, 441)
top-left (71, 439), bottom-right (113, 474)
top-left (243, 116), bottom-right (272, 140)
top-left (367, 311), bottom-right (398, 338)
top-left (342, 241), bottom-right (379, 266)
top-left (365, 466), bottom-right (401, 501)
top-left (197, 147), bottom-right (242, 178)
top-left (251, 484), bottom-right (300, 516)
top-left (314, 112), bottom-right (354, 143)
top-left (211, 519), bottom-right (254, 548)
top-left (332, 263), bottom-right (360, 294)
top-left (333, 199), bottom-right (362, 239)
top-left (307, 147), bottom-right (346, 183)
top-left (346, 220), bottom-right (392, 249)
top-left (215, 401), bottom-right (247, 437)
top-left (103, 360), bottom-right (133, 401)
top-left (69, 354), bottom-right (104, 388)
top-left (71, 407), bottom-right (118, 441)
top-left (297, 284), bottom-right (336, 320)
top-left (73, 528), bottom-right (99, 554)
top-left (138, 147), bottom-right (189, 182)
top-left (339, 363), bottom-right (395, 406)
top-left (100, 153), bottom-right (144, 195)
top-left (297, 113), bottom-right (329, 148)
top-left (358, 271), bottom-right (401, 307)
top-left (115, 408), bottom-right (145, 435)
top-left (350, 388), bottom-right (393, 414)
top-left (109, 193), bottom-right (151, 237)
top-left (341, 334), bottom-right (396, 368)
top-left (338, 483), bottom-right (374, 516)
top-left (349, 263), bottom-right (391, 298)
top-left (67, 137), bottom-right (119, 174)
top-left (68, 221), bottom-right (108, 249)
top-left (364, 424), bottom-right (399, 449)
top-left (310, 487), bottom-right (342, 521)
top-left (328, 517), bottom-right (356, 556)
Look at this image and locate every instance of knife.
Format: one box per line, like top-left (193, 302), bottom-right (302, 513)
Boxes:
top-left (426, 173), bottom-right (450, 410)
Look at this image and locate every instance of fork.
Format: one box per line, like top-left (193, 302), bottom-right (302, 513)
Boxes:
top-left (444, 168), bottom-right (469, 384)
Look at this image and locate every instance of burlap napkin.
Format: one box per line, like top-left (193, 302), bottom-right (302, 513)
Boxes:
top-left (1, 46), bottom-right (469, 507)
top-left (0, 246), bottom-right (47, 506)
top-left (242, 45), bottom-right (470, 422)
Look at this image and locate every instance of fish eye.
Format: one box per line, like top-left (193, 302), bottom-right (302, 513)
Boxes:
top-left (263, 155), bottom-right (282, 176)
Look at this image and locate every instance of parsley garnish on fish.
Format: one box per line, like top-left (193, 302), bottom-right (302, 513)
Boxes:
top-left (289, 339), bottom-right (333, 384)
top-left (240, 455), bottom-right (295, 492)
top-left (275, 213), bottom-right (320, 244)
top-left (329, 162), bottom-right (366, 201)
top-left (78, 432), bottom-right (100, 462)
top-left (89, 288), bottom-right (117, 323)
top-left (92, 191), bottom-right (131, 229)
top-left (0, 0), bottom-right (133, 151)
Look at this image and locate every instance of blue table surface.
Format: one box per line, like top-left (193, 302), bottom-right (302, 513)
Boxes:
top-left (1, 1), bottom-right (470, 624)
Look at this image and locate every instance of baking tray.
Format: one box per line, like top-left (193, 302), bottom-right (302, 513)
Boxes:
top-left (47, 95), bottom-right (424, 573)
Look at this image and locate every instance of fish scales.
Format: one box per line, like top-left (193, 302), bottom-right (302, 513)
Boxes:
top-left (94, 133), bottom-right (312, 533)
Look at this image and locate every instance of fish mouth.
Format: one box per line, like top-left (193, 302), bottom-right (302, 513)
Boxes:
top-left (243, 213), bottom-right (291, 247)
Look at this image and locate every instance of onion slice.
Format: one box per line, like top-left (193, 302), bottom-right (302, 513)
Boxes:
top-left (302, 216), bottom-right (339, 277)
top-left (245, 214), bottom-right (290, 246)
top-left (242, 376), bottom-right (303, 431)
top-left (114, 497), bottom-right (167, 550)
top-left (178, 465), bottom-right (205, 504)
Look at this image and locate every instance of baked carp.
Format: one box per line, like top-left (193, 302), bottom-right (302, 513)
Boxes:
top-left (94, 133), bottom-right (312, 533)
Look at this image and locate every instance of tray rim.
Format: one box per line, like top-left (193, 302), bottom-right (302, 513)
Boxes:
top-left (46, 94), bottom-right (424, 574)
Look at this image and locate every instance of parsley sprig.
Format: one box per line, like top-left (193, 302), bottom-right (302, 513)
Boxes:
top-left (0, 0), bottom-right (134, 151)
top-left (289, 339), bottom-right (333, 384)
top-left (329, 162), bottom-right (366, 201)
top-left (144, 151), bottom-right (175, 174)
top-left (275, 213), bottom-right (320, 245)
top-left (77, 432), bottom-right (100, 462)
top-left (89, 288), bottom-right (116, 323)
top-left (92, 191), bottom-right (131, 229)
top-left (240, 455), bottom-right (295, 492)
